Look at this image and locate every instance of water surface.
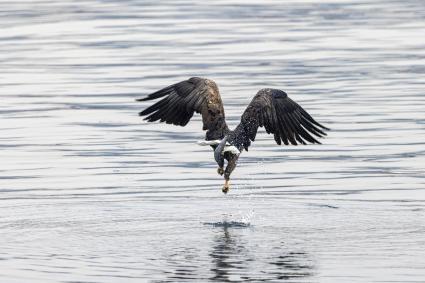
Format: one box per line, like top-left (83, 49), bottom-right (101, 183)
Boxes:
top-left (1, 0), bottom-right (425, 282)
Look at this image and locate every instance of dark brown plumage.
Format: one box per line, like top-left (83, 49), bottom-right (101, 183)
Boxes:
top-left (230, 88), bottom-right (329, 151)
top-left (138, 77), bottom-right (229, 141)
top-left (138, 77), bottom-right (329, 193)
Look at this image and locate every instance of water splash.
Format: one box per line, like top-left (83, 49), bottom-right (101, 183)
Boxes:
top-left (203, 220), bottom-right (251, 228)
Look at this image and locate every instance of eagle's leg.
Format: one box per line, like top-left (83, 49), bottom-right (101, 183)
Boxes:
top-left (217, 154), bottom-right (225, 176)
top-left (223, 179), bottom-right (230, 194)
top-left (222, 154), bottom-right (239, 194)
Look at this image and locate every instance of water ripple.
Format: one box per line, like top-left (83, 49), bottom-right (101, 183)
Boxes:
top-left (1, 0), bottom-right (425, 282)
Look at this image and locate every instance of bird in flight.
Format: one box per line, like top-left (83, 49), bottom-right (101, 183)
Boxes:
top-left (137, 77), bottom-right (329, 194)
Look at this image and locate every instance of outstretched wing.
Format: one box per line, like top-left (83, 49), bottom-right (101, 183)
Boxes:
top-left (231, 88), bottom-right (329, 151)
top-left (137, 77), bottom-right (229, 140)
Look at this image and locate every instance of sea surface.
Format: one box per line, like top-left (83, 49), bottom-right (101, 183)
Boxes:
top-left (1, 0), bottom-right (425, 282)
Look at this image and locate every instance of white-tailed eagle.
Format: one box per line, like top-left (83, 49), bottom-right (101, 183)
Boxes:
top-left (137, 77), bottom-right (329, 193)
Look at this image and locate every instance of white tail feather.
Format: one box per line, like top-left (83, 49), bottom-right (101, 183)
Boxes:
top-left (197, 140), bottom-right (221, 146)
top-left (197, 140), bottom-right (240, 154)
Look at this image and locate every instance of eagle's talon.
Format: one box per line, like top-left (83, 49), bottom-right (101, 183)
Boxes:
top-left (217, 167), bottom-right (224, 175)
top-left (222, 179), bottom-right (230, 194)
top-left (222, 186), bottom-right (229, 194)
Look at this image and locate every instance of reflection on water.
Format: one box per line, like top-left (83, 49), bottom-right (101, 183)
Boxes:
top-left (159, 222), bottom-right (314, 282)
top-left (210, 225), bottom-right (253, 282)
top-left (209, 225), bottom-right (313, 282)
top-left (1, 0), bottom-right (425, 282)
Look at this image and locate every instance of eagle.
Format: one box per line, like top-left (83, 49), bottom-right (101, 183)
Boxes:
top-left (137, 77), bottom-right (329, 194)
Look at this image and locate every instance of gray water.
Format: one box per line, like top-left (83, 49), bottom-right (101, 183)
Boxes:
top-left (1, 0), bottom-right (425, 282)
